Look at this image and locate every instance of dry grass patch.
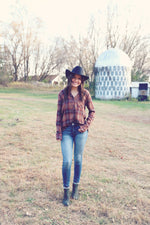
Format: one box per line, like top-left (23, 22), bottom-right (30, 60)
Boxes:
top-left (0, 89), bottom-right (150, 224)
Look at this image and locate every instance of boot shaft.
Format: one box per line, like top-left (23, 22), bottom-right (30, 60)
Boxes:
top-left (63, 188), bottom-right (70, 206)
top-left (71, 183), bottom-right (79, 200)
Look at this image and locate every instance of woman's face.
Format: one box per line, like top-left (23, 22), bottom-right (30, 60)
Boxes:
top-left (71, 74), bottom-right (82, 88)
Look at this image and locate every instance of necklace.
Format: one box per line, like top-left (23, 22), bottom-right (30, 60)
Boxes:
top-left (71, 90), bottom-right (78, 97)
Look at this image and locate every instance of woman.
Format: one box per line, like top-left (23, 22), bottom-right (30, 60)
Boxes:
top-left (56, 66), bottom-right (95, 206)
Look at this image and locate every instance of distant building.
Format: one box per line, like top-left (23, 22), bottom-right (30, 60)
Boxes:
top-left (44, 75), bottom-right (60, 85)
top-left (130, 82), bottom-right (150, 100)
top-left (23, 74), bottom-right (65, 86)
top-left (95, 48), bottom-right (132, 100)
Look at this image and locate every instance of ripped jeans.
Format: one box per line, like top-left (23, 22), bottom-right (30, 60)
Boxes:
top-left (61, 123), bottom-right (88, 188)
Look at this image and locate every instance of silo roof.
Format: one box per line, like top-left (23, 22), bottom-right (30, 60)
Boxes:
top-left (95, 48), bottom-right (132, 67)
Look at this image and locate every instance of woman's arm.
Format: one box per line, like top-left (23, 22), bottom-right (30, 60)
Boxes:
top-left (78, 90), bottom-right (95, 132)
top-left (56, 92), bottom-right (63, 140)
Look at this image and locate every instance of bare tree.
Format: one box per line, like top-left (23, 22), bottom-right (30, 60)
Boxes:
top-left (22, 17), bottom-right (44, 81)
top-left (78, 17), bottom-right (102, 82)
top-left (38, 37), bottom-right (66, 81)
top-left (33, 39), bottom-right (41, 77)
top-left (22, 26), bottom-right (32, 81)
top-left (61, 36), bottom-right (80, 69)
top-left (3, 22), bottom-right (24, 81)
top-left (131, 37), bottom-right (150, 81)
top-left (61, 17), bottom-right (102, 83)
top-left (2, 1), bottom-right (44, 81)
top-left (106, 5), bottom-right (120, 49)
top-left (3, 20), bottom-right (38, 81)
top-left (1, 0), bottom-right (149, 84)
top-left (104, 5), bottom-right (150, 81)
top-left (0, 44), bottom-right (11, 85)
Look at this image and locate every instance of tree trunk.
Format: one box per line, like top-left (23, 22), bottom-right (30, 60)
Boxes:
top-left (13, 66), bottom-right (18, 81)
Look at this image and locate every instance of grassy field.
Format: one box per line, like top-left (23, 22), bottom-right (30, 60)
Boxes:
top-left (0, 87), bottom-right (150, 225)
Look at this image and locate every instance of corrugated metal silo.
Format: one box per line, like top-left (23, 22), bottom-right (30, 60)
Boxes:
top-left (95, 48), bottom-right (132, 99)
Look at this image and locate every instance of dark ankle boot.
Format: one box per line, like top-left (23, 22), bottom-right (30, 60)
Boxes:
top-left (71, 183), bottom-right (79, 200)
top-left (63, 189), bottom-right (70, 206)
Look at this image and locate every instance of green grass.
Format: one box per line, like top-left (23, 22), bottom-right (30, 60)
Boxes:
top-left (94, 98), bottom-right (150, 110)
top-left (1, 86), bottom-right (149, 108)
top-left (0, 87), bottom-right (58, 99)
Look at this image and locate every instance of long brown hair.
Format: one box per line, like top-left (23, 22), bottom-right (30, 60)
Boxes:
top-left (64, 75), bottom-right (85, 101)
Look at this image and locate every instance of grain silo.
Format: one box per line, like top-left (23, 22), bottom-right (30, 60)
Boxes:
top-left (95, 48), bottom-right (132, 100)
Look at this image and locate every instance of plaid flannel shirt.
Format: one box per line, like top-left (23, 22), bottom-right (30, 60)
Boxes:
top-left (56, 88), bottom-right (95, 140)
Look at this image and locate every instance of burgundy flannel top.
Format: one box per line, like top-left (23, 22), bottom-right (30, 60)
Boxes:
top-left (56, 88), bottom-right (95, 140)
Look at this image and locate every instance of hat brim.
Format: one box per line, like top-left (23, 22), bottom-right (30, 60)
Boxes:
top-left (65, 69), bottom-right (89, 81)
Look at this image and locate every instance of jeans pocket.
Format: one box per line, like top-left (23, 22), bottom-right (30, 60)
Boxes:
top-left (62, 126), bottom-right (71, 134)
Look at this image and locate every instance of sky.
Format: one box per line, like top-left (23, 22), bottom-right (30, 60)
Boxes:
top-left (0, 0), bottom-right (150, 41)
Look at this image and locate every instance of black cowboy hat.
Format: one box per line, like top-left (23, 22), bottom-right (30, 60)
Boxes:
top-left (65, 66), bottom-right (89, 81)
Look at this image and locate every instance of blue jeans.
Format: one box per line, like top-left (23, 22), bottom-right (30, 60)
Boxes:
top-left (61, 124), bottom-right (88, 188)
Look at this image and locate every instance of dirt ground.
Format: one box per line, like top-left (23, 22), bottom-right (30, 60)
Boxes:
top-left (0, 91), bottom-right (150, 225)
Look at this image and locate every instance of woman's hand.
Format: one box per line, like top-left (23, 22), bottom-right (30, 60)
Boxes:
top-left (78, 125), bottom-right (87, 133)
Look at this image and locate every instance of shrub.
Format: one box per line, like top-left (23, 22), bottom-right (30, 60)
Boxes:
top-left (0, 73), bottom-right (9, 86)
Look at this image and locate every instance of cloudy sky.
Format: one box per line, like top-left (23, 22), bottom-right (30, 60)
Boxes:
top-left (1, 0), bottom-right (150, 41)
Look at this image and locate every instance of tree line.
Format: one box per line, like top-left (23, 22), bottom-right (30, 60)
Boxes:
top-left (0, 5), bottom-right (150, 86)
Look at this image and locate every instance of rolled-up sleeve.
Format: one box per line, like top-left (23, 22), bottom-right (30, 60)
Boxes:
top-left (84, 91), bottom-right (95, 129)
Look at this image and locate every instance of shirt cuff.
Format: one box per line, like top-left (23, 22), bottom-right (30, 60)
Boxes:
top-left (56, 132), bottom-right (62, 140)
